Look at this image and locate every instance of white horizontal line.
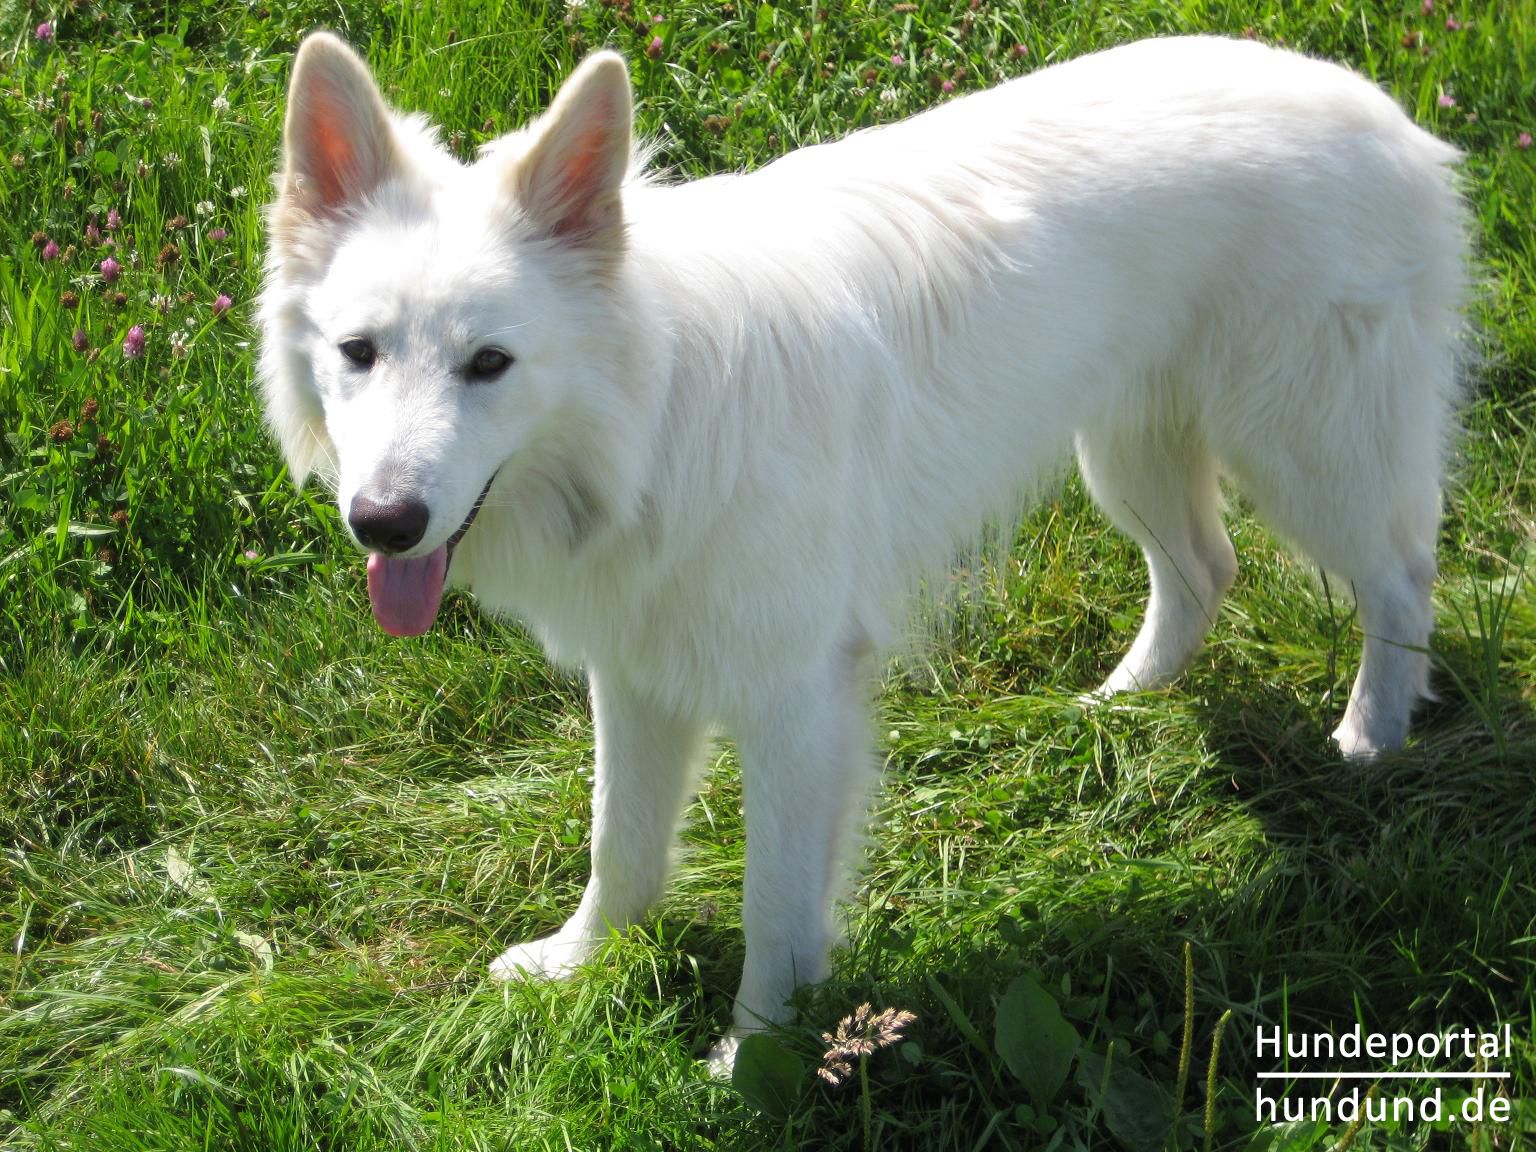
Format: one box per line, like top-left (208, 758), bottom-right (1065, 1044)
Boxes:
top-left (1256, 1072), bottom-right (1510, 1080)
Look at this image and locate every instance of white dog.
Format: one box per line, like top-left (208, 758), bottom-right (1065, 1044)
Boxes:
top-left (259, 32), bottom-right (1466, 1068)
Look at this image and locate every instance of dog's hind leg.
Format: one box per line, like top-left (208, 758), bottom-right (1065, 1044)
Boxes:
top-left (1231, 460), bottom-right (1440, 760)
top-left (1216, 303), bottom-right (1453, 759)
top-left (1323, 384), bottom-right (1448, 758)
top-left (1329, 543), bottom-right (1437, 759)
top-left (490, 668), bottom-right (706, 981)
top-left (1236, 425), bottom-right (1442, 759)
top-left (1076, 422), bottom-right (1237, 697)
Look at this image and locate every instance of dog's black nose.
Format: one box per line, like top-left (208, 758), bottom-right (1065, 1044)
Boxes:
top-left (348, 494), bottom-right (430, 553)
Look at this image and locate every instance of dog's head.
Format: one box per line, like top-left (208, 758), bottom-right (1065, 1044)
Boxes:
top-left (259, 33), bottom-right (649, 636)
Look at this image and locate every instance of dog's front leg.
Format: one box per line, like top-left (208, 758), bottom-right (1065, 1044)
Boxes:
top-left (708, 657), bottom-right (875, 1072)
top-left (490, 668), bottom-right (705, 981)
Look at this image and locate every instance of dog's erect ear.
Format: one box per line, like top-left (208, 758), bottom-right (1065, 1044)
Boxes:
top-left (280, 32), bottom-right (402, 215)
top-left (512, 52), bottom-right (632, 244)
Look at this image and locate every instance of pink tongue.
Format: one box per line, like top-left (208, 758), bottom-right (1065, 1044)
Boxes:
top-left (365, 546), bottom-right (449, 637)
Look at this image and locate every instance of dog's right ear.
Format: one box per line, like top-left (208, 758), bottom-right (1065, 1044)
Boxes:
top-left (278, 32), bottom-right (402, 221)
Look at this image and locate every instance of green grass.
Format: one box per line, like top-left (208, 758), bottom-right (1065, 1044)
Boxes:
top-left (2, 1), bottom-right (1534, 1149)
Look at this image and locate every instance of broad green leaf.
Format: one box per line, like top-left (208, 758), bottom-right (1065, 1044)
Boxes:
top-left (995, 974), bottom-right (1079, 1109)
top-left (732, 1034), bottom-right (803, 1120)
top-left (1076, 1048), bottom-right (1171, 1152)
top-left (13, 488), bottom-right (46, 513)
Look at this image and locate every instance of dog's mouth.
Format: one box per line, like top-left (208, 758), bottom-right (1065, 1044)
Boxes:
top-left (365, 472), bottom-right (497, 638)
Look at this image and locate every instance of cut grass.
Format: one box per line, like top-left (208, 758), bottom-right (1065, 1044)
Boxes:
top-left (3, 1), bottom-right (1534, 1149)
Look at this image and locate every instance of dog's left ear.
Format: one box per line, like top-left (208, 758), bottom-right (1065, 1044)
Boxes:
top-left (512, 52), bottom-right (632, 245)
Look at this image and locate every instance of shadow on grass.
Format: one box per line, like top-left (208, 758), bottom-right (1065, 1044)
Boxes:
top-left (658, 631), bottom-right (1536, 1148)
top-left (1180, 630), bottom-right (1536, 1069)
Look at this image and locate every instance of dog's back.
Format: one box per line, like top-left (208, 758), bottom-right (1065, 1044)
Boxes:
top-left (594, 38), bottom-right (1465, 748)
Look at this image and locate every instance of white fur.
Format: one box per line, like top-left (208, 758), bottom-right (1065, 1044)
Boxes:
top-left (260, 33), bottom-right (1467, 1069)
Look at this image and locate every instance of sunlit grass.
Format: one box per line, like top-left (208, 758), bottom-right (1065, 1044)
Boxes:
top-left (2, 1), bottom-right (1533, 1149)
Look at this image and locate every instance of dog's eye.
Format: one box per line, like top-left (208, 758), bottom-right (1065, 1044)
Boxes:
top-left (339, 338), bottom-right (377, 369)
top-left (465, 347), bottom-right (514, 382)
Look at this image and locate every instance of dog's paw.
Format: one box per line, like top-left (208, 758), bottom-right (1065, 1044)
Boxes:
top-left (1075, 686), bottom-right (1135, 713)
top-left (1090, 655), bottom-right (1159, 699)
top-left (703, 1033), bottom-right (742, 1079)
top-left (1332, 703), bottom-right (1409, 762)
top-left (488, 932), bottom-right (596, 982)
top-left (1331, 719), bottom-right (1390, 762)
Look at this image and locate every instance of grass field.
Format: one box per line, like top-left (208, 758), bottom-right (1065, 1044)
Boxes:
top-left (2, 0), bottom-right (1533, 1148)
